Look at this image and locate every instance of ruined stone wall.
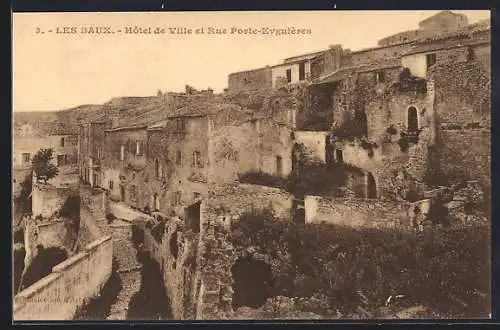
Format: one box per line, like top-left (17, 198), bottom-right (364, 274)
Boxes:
top-left (434, 129), bottom-right (490, 188)
top-left (259, 119), bottom-right (294, 177)
top-left (295, 131), bottom-right (329, 163)
top-left (378, 30), bottom-right (421, 47)
top-left (345, 43), bottom-right (412, 67)
top-left (429, 58), bottom-right (490, 128)
top-left (401, 46), bottom-right (469, 79)
top-left (211, 120), bottom-right (260, 182)
top-left (32, 183), bottom-right (75, 218)
top-left (77, 185), bottom-right (107, 249)
top-left (13, 235), bottom-right (113, 320)
top-left (36, 220), bottom-right (71, 250)
top-left (365, 89), bottom-right (429, 143)
top-left (228, 67), bottom-right (272, 92)
top-left (304, 195), bottom-right (411, 229)
top-left (197, 183), bottom-right (293, 319)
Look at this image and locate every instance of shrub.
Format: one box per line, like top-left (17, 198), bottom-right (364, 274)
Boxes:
top-left (32, 148), bottom-right (59, 183)
top-left (292, 223), bottom-right (490, 318)
top-left (386, 125), bottom-right (397, 135)
top-left (59, 195), bottom-right (80, 220)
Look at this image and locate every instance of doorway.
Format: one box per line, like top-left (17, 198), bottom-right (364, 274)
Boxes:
top-left (366, 172), bottom-right (377, 199)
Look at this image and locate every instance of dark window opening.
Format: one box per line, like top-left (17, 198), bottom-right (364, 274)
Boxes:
top-left (185, 200), bottom-right (201, 233)
top-left (60, 137), bottom-right (65, 147)
top-left (57, 154), bottom-right (66, 167)
top-left (467, 47), bottom-right (476, 61)
top-left (175, 118), bottom-right (186, 134)
top-left (298, 62), bottom-right (306, 81)
top-left (173, 191), bottom-right (182, 206)
top-left (231, 256), bottom-right (275, 310)
top-left (426, 53), bottom-right (436, 69)
top-left (335, 149), bottom-right (344, 163)
top-left (375, 71), bottom-right (385, 84)
top-left (408, 106), bottom-right (419, 133)
top-left (276, 156), bottom-right (283, 176)
top-left (176, 150), bottom-right (182, 165)
top-left (286, 69), bottom-right (292, 83)
top-left (120, 186), bottom-right (125, 202)
top-left (193, 151), bottom-right (203, 168)
top-left (193, 192), bottom-right (200, 200)
top-left (367, 172), bottom-right (377, 199)
top-left (170, 231), bottom-right (179, 260)
top-left (109, 180), bottom-right (114, 190)
top-left (22, 153), bottom-right (30, 164)
top-left (154, 159), bottom-right (161, 179)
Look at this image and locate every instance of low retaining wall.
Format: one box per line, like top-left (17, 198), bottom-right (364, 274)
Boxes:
top-left (13, 235), bottom-right (113, 320)
top-left (108, 202), bottom-right (153, 222)
top-left (304, 195), bottom-right (411, 228)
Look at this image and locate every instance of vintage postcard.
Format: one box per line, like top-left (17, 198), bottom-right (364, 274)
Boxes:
top-left (12, 10), bottom-right (491, 321)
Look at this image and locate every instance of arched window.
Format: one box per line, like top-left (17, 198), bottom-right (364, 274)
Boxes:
top-left (407, 106), bottom-right (418, 133)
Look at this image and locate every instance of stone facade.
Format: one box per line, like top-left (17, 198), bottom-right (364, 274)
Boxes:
top-left (31, 181), bottom-right (77, 219)
top-left (304, 195), bottom-right (411, 228)
top-left (228, 67), bottom-right (272, 92)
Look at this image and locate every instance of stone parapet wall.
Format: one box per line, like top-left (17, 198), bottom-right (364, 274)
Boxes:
top-left (304, 195), bottom-right (411, 229)
top-left (13, 235), bottom-right (113, 320)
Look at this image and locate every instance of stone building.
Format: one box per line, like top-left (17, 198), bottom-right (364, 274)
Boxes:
top-left (85, 96), bottom-right (294, 219)
top-left (13, 122), bottom-right (78, 196)
top-left (77, 120), bottom-right (110, 188)
top-left (227, 10), bottom-right (491, 201)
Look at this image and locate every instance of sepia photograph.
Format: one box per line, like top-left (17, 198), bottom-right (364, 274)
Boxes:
top-left (12, 10), bottom-right (491, 321)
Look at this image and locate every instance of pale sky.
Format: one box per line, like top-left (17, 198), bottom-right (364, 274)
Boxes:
top-left (12, 10), bottom-right (490, 112)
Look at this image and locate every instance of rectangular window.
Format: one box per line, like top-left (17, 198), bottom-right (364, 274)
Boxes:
top-left (57, 154), bottom-right (66, 167)
top-left (375, 71), bottom-right (385, 84)
top-left (176, 150), bottom-right (182, 165)
top-left (97, 147), bottom-right (102, 159)
top-left (286, 69), bottom-right (292, 83)
top-left (335, 149), bottom-right (344, 163)
top-left (298, 62), bottom-right (306, 81)
top-left (193, 192), bottom-right (200, 200)
top-left (192, 151), bottom-right (204, 168)
top-left (173, 191), bottom-right (182, 206)
top-left (22, 153), bottom-right (30, 164)
top-left (135, 141), bottom-right (143, 156)
top-left (175, 118), bottom-right (186, 132)
top-left (426, 53), bottom-right (436, 69)
top-left (60, 137), bottom-right (65, 147)
top-left (120, 145), bottom-right (125, 161)
top-left (109, 180), bottom-right (114, 190)
top-left (276, 156), bottom-right (283, 176)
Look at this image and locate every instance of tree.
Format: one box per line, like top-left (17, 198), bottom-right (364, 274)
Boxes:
top-left (32, 148), bottom-right (58, 183)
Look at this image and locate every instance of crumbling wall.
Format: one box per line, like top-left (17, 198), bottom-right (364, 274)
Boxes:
top-left (434, 129), bottom-right (490, 189)
top-left (294, 131), bottom-right (329, 163)
top-left (211, 120), bottom-right (260, 182)
top-left (196, 183), bottom-right (293, 319)
top-left (304, 195), bottom-right (411, 228)
top-left (32, 183), bottom-right (74, 218)
top-left (429, 58), bottom-right (490, 128)
top-left (228, 67), bottom-right (272, 92)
